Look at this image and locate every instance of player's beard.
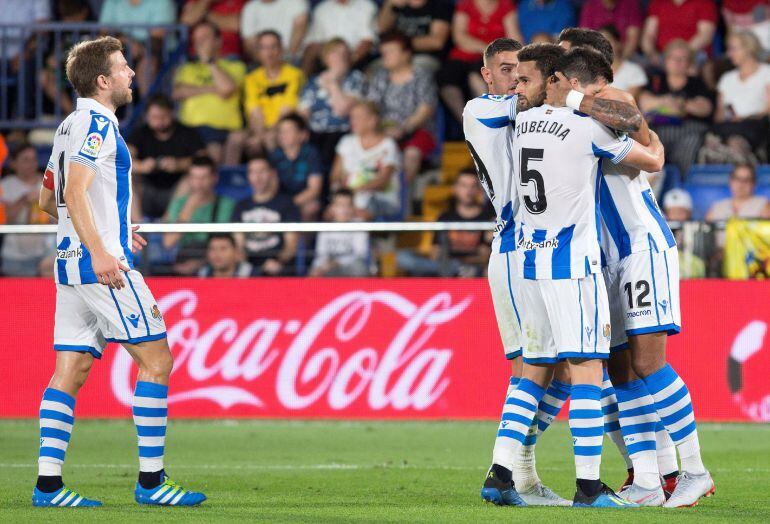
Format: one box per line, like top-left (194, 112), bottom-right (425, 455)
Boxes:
top-left (111, 86), bottom-right (133, 108)
top-left (516, 88), bottom-right (547, 112)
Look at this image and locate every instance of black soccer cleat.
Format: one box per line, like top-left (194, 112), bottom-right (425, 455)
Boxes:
top-left (480, 466), bottom-right (527, 506)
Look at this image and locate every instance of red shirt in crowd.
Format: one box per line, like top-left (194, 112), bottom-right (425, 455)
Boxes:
top-left (448, 0), bottom-right (515, 62)
top-left (648, 0), bottom-right (718, 52)
top-left (184, 0), bottom-right (246, 57)
top-left (579, 0), bottom-right (644, 41)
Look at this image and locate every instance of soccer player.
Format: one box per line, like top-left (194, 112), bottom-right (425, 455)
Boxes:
top-left (32, 37), bottom-right (206, 508)
top-left (557, 28), bottom-right (714, 507)
top-left (495, 42), bottom-right (665, 508)
top-left (465, 38), bottom-right (647, 507)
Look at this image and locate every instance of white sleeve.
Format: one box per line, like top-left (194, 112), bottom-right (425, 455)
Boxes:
top-left (240, 3), bottom-right (258, 39)
top-left (311, 233), bottom-right (331, 267)
top-left (628, 64), bottom-right (648, 89)
top-left (383, 139), bottom-right (401, 169)
top-left (352, 232), bottom-right (370, 262)
top-left (68, 113), bottom-right (114, 173)
top-left (590, 120), bottom-right (633, 164)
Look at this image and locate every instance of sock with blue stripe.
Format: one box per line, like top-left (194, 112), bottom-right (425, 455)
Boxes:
top-left (642, 364), bottom-right (705, 475)
top-left (37, 388), bottom-right (75, 492)
top-left (133, 381), bottom-right (168, 488)
top-left (655, 420), bottom-right (679, 477)
top-left (492, 378), bottom-right (546, 472)
top-left (600, 371), bottom-right (632, 470)
top-left (614, 379), bottom-right (660, 489)
top-left (570, 384), bottom-right (604, 482)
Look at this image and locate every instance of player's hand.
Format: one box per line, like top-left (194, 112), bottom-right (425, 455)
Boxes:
top-left (92, 250), bottom-right (130, 290)
top-left (546, 72), bottom-right (571, 107)
top-left (131, 225), bottom-right (147, 253)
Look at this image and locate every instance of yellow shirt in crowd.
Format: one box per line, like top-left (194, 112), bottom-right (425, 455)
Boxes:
top-left (174, 59), bottom-right (247, 131)
top-left (243, 64), bottom-right (305, 128)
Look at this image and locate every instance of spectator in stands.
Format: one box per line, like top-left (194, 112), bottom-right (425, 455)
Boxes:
top-left (298, 39), bottom-right (367, 173)
top-left (241, 0), bottom-right (310, 62)
top-left (601, 24), bottom-right (647, 99)
top-left (639, 40), bottom-right (714, 175)
top-left (377, 0), bottom-right (453, 73)
top-left (580, 0), bottom-right (643, 60)
top-left (163, 155), bottom-right (237, 275)
top-left (641, 0), bottom-right (718, 66)
top-left (0, 144), bottom-right (55, 276)
top-left (128, 94), bottom-right (206, 220)
top-left (180, 0), bottom-right (246, 58)
top-left (198, 233), bottom-right (256, 277)
top-left (705, 164), bottom-right (770, 221)
top-left (516, 0), bottom-right (577, 44)
top-left (713, 31), bottom-right (770, 162)
top-left (331, 101), bottom-right (402, 220)
top-left (438, 0), bottom-right (518, 124)
top-left (367, 32), bottom-right (437, 184)
top-left (662, 188), bottom-right (706, 278)
top-left (310, 189), bottom-right (371, 276)
top-left (396, 168), bottom-right (493, 277)
top-left (232, 157), bottom-right (300, 275)
top-left (722, 0), bottom-right (770, 53)
top-left (172, 21), bottom-right (246, 165)
top-left (241, 30), bottom-right (305, 157)
top-left (302, 0), bottom-right (378, 74)
top-left (98, 0), bottom-right (175, 95)
top-left (269, 113), bottom-right (324, 220)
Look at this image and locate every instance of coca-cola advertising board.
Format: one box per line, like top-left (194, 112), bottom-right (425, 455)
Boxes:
top-left (0, 279), bottom-right (768, 422)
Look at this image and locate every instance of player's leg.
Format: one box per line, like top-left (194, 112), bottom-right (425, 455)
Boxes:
top-left (33, 285), bottom-right (104, 507)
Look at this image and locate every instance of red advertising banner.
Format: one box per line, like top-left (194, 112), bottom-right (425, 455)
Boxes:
top-left (0, 278), bottom-right (768, 421)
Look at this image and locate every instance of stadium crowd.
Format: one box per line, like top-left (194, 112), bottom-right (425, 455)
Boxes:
top-left (1, 0), bottom-right (769, 278)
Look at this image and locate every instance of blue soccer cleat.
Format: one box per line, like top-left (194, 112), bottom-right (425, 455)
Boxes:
top-left (135, 473), bottom-right (207, 506)
top-left (480, 467), bottom-right (527, 506)
top-left (32, 486), bottom-right (102, 507)
top-left (573, 482), bottom-right (639, 508)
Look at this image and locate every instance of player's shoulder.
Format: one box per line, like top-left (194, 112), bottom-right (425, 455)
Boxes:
top-left (463, 94), bottom-right (516, 128)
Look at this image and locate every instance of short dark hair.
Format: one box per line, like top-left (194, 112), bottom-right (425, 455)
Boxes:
top-left (190, 154), bottom-right (217, 173)
top-left (145, 93), bottom-right (174, 112)
top-left (458, 166), bottom-right (478, 178)
top-left (558, 27), bottom-right (614, 64)
top-left (277, 112), bottom-right (309, 133)
top-left (207, 232), bottom-right (237, 247)
top-left (247, 155), bottom-right (275, 169)
top-left (65, 36), bottom-right (123, 97)
top-left (483, 38), bottom-right (523, 66)
top-left (556, 47), bottom-right (614, 85)
top-left (332, 188), bottom-right (354, 200)
top-left (517, 43), bottom-right (565, 80)
top-left (194, 20), bottom-right (221, 39)
top-left (11, 142), bottom-right (36, 160)
top-left (380, 30), bottom-right (413, 53)
top-left (257, 29), bottom-right (282, 46)
top-left (599, 24), bottom-right (621, 43)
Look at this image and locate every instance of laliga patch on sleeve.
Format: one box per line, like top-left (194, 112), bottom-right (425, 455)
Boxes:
top-left (80, 132), bottom-right (104, 158)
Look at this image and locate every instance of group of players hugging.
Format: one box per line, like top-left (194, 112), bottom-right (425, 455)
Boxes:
top-left (466, 29), bottom-right (714, 508)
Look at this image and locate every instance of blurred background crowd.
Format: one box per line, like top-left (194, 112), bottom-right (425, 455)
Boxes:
top-left (1, 0), bottom-right (769, 279)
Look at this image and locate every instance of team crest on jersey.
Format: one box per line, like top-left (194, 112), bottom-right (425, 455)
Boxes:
top-left (80, 132), bottom-right (103, 157)
top-left (151, 305), bottom-right (163, 320)
top-left (486, 94), bottom-right (507, 102)
top-left (603, 323), bottom-right (611, 339)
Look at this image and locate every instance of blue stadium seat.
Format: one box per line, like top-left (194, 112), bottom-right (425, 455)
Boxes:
top-left (216, 166), bottom-right (251, 202)
top-left (756, 165), bottom-right (770, 186)
top-left (683, 182), bottom-right (730, 220)
top-left (377, 171), bottom-right (408, 222)
top-left (36, 145), bottom-right (52, 170)
top-left (686, 164), bottom-right (733, 185)
top-left (755, 185), bottom-right (770, 200)
top-left (659, 164), bottom-right (682, 197)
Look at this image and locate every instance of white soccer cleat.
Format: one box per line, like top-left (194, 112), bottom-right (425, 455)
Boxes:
top-left (618, 483), bottom-right (665, 507)
top-left (662, 471), bottom-right (715, 508)
top-left (518, 482), bottom-right (572, 506)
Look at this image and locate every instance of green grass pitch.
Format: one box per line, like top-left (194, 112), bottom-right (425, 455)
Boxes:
top-left (1, 420), bottom-right (769, 522)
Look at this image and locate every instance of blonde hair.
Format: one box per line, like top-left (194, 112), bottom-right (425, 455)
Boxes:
top-left (65, 36), bottom-right (123, 97)
top-left (322, 38), bottom-right (349, 60)
top-left (729, 30), bottom-right (762, 62)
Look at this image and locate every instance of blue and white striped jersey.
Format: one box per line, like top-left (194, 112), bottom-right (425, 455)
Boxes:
top-left (462, 94), bottom-right (519, 252)
top-left (599, 162), bottom-right (676, 264)
top-left (511, 105), bottom-right (633, 280)
top-left (50, 98), bottom-right (134, 285)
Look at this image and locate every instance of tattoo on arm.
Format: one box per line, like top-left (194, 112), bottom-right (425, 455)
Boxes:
top-left (580, 97), bottom-right (643, 133)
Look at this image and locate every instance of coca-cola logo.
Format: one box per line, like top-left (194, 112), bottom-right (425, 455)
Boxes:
top-left (111, 290), bottom-right (472, 413)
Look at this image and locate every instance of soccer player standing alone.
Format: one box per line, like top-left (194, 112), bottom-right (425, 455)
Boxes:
top-left (32, 37), bottom-right (206, 508)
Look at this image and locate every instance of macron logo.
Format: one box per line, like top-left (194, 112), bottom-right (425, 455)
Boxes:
top-left (95, 117), bottom-right (108, 131)
top-left (126, 313), bottom-right (141, 329)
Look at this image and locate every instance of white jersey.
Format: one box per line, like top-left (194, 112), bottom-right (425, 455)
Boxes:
top-left (462, 94), bottom-right (519, 252)
top-left (50, 98), bottom-right (134, 285)
top-left (599, 161), bottom-right (676, 264)
top-left (511, 105), bottom-right (633, 280)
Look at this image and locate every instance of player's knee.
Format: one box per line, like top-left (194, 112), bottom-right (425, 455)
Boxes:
top-left (629, 333), bottom-right (667, 377)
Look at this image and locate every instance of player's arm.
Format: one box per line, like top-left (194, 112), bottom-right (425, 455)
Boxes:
top-left (39, 186), bottom-right (57, 220)
top-left (577, 93), bottom-right (643, 134)
top-left (596, 86), bottom-right (650, 146)
top-left (64, 162), bottom-right (129, 289)
top-left (617, 130), bottom-right (665, 174)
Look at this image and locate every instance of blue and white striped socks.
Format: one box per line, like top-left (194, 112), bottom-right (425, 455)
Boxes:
top-left (642, 364), bottom-right (705, 474)
top-left (570, 384), bottom-right (604, 480)
top-left (655, 420), bottom-right (679, 477)
top-left (38, 388), bottom-right (75, 477)
top-left (132, 381), bottom-right (168, 473)
top-left (493, 378), bottom-right (545, 471)
top-left (614, 379), bottom-right (660, 489)
top-left (600, 371), bottom-right (632, 470)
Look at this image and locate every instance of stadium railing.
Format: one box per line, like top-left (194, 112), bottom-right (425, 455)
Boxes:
top-left (0, 23), bottom-right (189, 131)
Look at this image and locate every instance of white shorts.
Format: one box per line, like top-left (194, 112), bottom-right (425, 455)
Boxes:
top-left (517, 273), bottom-right (611, 364)
top-left (603, 244), bottom-right (681, 351)
top-left (487, 249), bottom-right (523, 359)
top-left (53, 270), bottom-right (167, 359)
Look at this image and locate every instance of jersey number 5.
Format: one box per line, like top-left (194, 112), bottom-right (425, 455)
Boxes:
top-left (520, 148), bottom-right (546, 214)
